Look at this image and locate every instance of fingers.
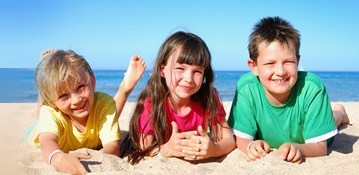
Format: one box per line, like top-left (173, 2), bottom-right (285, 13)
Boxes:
top-left (197, 125), bottom-right (206, 137)
top-left (75, 163), bottom-right (88, 175)
top-left (292, 150), bottom-right (302, 163)
top-left (263, 141), bottom-right (271, 153)
top-left (72, 153), bottom-right (91, 175)
top-left (54, 152), bottom-right (89, 175)
top-left (244, 140), bottom-right (272, 162)
top-left (171, 121), bottom-right (178, 135)
top-left (242, 151), bottom-right (253, 162)
top-left (171, 122), bottom-right (197, 140)
top-left (278, 143), bottom-right (302, 163)
top-left (73, 152), bottom-right (92, 160)
top-left (248, 141), bottom-right (269, 159)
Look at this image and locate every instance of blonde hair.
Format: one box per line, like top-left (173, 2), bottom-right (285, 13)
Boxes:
top-left (35, 50), bottom-right (94, 107)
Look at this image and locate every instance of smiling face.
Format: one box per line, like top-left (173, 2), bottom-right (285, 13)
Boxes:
top-left (161, 49), bottom-right (205, 103)
top-left (248, 41), bottom-right (300, 105)
top-left (53, 70), bottom-right (95, 120)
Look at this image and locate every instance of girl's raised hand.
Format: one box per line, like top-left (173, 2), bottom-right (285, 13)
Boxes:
top-left (160, 122), bottom-right (197, 158)
top-left (182, 125), bottom-right (215, 161)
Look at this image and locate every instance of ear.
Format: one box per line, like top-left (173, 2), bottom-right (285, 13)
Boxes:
top-left (90, 74), bottom-right (96, 90)
top-left (160, 65), bottom-right (165, 77)
top-left (296, 55), bottom-right (301, 65)
top-left (247, 59), bottom-right (259, 76)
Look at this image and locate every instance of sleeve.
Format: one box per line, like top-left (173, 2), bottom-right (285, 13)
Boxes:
top-left (302, 83), bottom-right (337, 142)
top-left (227, 85), bottom-right (257, 140)
top-left (98, 98), bottom-right (121, 145)
top-left (31, 106), bottom-right (61, 145)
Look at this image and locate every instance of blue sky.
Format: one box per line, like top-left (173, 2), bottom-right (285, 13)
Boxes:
top-left (1, 0), bottom-right (358, 71)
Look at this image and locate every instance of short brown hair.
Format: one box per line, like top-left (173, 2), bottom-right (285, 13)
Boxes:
top-left (248, 16), bottom-right (301, 62)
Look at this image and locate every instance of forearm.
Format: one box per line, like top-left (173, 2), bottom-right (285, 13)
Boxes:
top-left (235, 136), bottom-right (252, 153)
top-left (100, 140), bottom-right (121, 156)
top-left (114, 82), bottom-right (133, 116)
top-left (294, 141), bottom-right (327, 157)
top-left (211, 136), bottom-right (236, 157)
top-left (39, 133), bottom-right (61, 163)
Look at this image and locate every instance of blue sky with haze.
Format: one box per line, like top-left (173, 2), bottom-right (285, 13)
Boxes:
top-left (1, 0), bottom-right (358, 71)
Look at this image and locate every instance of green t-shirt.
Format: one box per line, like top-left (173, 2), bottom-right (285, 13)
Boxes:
top-left (228, 71), bottom-right (337, 148)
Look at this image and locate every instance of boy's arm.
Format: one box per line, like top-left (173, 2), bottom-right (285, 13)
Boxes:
top-left (235, 136), bottom-right (253, 153)
top-left (277, 141), bottom-right (326, 163)
top-left (212, 120), bottom-right (237, 157)
top-left (114, 55), bottom-right (146, 117)
top-left (293, 141), bottom-right (327, 157)
top-left (236, 136), bottom-right (271, 161)
top-left (39, 132), bottom-right (90, 174)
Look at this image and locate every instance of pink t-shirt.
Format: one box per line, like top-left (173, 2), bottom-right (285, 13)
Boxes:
top-left (138, 96), bottom-right (226, 141)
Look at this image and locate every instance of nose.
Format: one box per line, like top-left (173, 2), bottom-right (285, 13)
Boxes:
top-left (183, 70), bottom-right (193, 82)
top-left (70, 92), bottom-right (82, 104)
top-left (275, 64), bottom-right (286, 76)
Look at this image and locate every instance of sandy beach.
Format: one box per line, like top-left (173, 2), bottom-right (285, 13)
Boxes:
top-left (0, 101), bottom-right (358, 175)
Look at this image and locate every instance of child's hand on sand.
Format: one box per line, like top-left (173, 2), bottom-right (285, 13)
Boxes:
top-left (277, 143), bottom-right (302, 163)
top-left (244, 140), bottom-right (271, 161)
top-left (121, 55), bottom-right (146, 91)
top-left (40, 49), bottom-right (57, 60)
top-left (51, 151), bottom-right (91, 175)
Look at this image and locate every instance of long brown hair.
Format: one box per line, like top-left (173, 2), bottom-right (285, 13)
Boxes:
top-left (120, 31), bottom-right (221, 164)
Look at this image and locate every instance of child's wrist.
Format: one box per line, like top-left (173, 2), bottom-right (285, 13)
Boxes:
top-left (48, 149), bottom-right (62, 165)
top-left (156, 148), bottom-right (165, 158)
top-left (158, 145), bottom-right (169, 158)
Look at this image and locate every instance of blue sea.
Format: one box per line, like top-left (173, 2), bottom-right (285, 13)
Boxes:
top-left (1, 68), bottom-right (359, 103)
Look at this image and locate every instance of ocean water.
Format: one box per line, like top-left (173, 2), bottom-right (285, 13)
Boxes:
top-left (1, 68), bottom-right (359, 103)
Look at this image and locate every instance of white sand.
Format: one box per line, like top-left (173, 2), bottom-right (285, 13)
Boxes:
top-left (0, 102), bottom-right (358, 174)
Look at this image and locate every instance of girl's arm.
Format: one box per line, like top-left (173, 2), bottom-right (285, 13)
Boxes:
top-left (100, 140), bottom-right (121, 156)
top-left (183, 120), bottom-right (235, 160)
top-left (140, 122), bottom-right (198, 158)
top-left (39, 132), bottom-right (91, 175)
top-left (114, 55), bottom-right (146, 117)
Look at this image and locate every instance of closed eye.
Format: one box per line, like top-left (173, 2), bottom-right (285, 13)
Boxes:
top-left (76, 84), bottom-right (86, 93)
top-left (194, 70), bottom-right (204, 74)
top-left (58, 93), bottom-right (69, 101)
top-left (175, 67), bottom-right (184, 71)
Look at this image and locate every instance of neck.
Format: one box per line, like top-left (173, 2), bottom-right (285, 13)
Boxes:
top-left (69, 116), bottom-right (88, 132)
top-left (167, 96), bottom-right (192, 116)
top-left (265, 91), bottom-right (291, 106)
